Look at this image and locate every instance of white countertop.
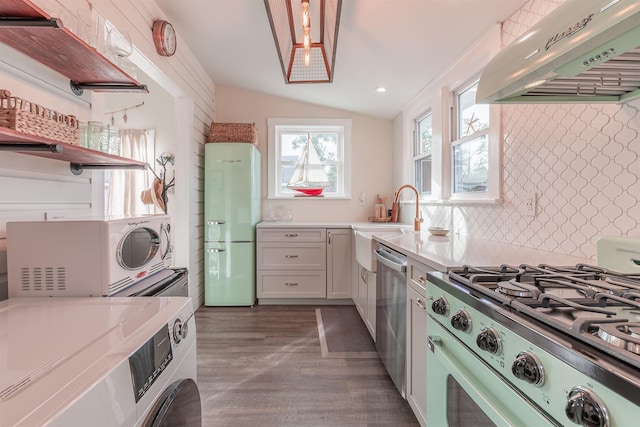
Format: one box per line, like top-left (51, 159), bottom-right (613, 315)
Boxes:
top-left (376, 231), bottom-right (592, 271)
top-left (257, 221), bottom-right (593, 271)
top-left (258, 221), bottom-right (392, 229)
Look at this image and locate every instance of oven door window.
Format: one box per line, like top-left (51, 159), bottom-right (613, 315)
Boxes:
top-left (118, 227), bottom-right (161, 270)
top-left (446, 375), bottom-right (496, 426)
top-left (427, 316), bottom-right (559, 427)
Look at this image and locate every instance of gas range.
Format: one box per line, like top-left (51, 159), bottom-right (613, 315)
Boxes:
top-left (427, 263), bottom-right (640, 427)
top-left (450, 264), bottom-right (640, 370)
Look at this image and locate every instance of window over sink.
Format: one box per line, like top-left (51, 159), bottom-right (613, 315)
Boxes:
top-left (414, 111), bottom-right (433, 196)
top-left (449, 79), bottom-right (501, 202)
top-left (404, 28), bottom-right (503, 205)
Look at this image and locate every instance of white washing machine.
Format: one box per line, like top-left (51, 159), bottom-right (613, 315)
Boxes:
top-left (0, 296), bottom-right (201, 427)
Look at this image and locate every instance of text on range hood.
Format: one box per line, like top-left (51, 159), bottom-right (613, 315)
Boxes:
top-left (476, 0), bottom-right (640, 104)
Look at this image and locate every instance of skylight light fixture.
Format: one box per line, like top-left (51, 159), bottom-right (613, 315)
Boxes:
top-left (264, 0), bottom-right (342, 84)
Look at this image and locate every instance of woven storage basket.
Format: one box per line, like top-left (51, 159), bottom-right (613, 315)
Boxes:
top-left (0, 89), bottom-right (79, 145)
top-left (208, 122), bottom-right (258, 145)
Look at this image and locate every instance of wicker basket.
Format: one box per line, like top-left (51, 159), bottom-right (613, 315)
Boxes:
top-left (0, 89), bottom-right (79, 145)
top-left (208, 122), bottom-right (258, 145)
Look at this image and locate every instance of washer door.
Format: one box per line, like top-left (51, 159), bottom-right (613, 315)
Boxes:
top-left (142, 378), bottom-right (201, 427)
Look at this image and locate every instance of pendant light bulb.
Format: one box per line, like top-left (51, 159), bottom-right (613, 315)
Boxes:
top-left (303, 28), bottom-right (311, 50)
top-left (302, 1), bottom-right (310, 28)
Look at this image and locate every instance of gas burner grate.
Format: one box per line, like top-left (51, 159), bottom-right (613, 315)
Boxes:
top-left (449, 264), bottom-right (525, 285)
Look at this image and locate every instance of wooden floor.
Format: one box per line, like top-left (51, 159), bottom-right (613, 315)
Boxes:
top-left (195, 305), bottom-right (419, 427)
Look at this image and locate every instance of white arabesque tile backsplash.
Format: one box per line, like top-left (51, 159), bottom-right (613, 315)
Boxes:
top-left (420, 0), bottom-right (640, 261)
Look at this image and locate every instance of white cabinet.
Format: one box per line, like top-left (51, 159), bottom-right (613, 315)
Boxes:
top-left (354, 264), bottom-right (376, 340)
top-left (406, 257), bottom-right (428, 427)
top-left (257, 228), bottom-right (327, 298)
top-left (256, 226), bottom-right (352, 300)
top-left (327, 228), bottom-right (352, 299)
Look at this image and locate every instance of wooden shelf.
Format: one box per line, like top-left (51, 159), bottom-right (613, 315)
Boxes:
top-left (0, 0), bottom-right (147, 93)
top-left (0, 127), bottom-right (148, 174)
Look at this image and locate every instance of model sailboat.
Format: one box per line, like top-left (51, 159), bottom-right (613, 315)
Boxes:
top-left (287, 134), bottom-right (330, 196)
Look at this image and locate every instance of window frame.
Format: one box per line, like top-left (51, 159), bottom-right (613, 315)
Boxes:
top-left (413, 111), bottom-right (433, 197)
top-left (267, 118), bottom-right (352, 199)
top-left (447, 77), bottom-right (502, 203)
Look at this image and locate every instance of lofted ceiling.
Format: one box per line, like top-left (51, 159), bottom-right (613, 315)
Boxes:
top-left (155, 0), bottom-right (529, 120)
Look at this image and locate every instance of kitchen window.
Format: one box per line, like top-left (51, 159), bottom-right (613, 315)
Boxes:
top-left (414, 112), bottom-right (432, 196)
top-left (449, 79), bottom-right (501, 202)
top-left (267, 118), bottom-right (351, 199)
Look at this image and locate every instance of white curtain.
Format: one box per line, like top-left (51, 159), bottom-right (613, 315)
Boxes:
top-left (106, 129), bottom-right (155, 216)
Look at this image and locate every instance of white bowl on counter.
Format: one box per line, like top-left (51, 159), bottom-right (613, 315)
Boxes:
top-left (428, 227), bottom-right (450, 236)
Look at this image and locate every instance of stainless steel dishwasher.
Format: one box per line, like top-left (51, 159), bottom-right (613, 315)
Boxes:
top-left (374, 242), bottom-right (407, 398)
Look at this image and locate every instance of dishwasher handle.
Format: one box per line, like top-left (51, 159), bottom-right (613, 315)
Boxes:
top-left (374, 247), bottom-right (407, 272)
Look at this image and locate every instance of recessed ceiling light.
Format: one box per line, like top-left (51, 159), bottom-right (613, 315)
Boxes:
top-left (376, 87), bottom-right (386, 93)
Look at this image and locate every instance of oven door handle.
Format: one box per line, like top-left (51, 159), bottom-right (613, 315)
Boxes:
top-left (374, 248), bottom-right (407, 272)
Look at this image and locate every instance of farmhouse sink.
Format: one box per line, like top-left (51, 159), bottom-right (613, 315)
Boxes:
top-left (354, 226), bottom-right (411, 271)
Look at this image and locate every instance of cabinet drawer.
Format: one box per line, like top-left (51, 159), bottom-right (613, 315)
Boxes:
top-left (257, 243), bottom-right (326, 270)
top-left (408, 258), bottom-right (428, 296)
top-left (257, 271), bottom-right (327, 298)
top-left (257, 228), bottom-right (326, 242)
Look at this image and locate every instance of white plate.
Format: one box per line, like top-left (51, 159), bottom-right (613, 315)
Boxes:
top-left (428, 227), bottom-right (449, 236)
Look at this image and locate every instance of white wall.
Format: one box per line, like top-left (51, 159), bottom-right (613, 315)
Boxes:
top-left (396, 0), bottom-right (640, 260)
top-left (215, 85), bottom-right (394, 222)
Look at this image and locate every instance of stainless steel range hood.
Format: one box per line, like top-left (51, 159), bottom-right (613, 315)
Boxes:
top-left (477, 0), bottom-right (640, 104)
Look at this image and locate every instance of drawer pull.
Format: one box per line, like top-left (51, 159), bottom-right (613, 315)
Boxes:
top-left (207, 248), bottom-right (225, 253)
top-left (418, 275), bottom-right (425, 284)
top-left (284, 255), bottom-right (299, 259)
top-left (207, 220), bottom-right (225, 225)
top-left (285, 233), bottom-right (298, 237)
top-left (285, 282), bottom-right (299, 286)
top-left (416, 298), bottom-right (427, 310)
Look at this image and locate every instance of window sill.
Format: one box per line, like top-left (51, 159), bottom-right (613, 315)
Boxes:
top-left (267, 195), bottom-right (352, 200)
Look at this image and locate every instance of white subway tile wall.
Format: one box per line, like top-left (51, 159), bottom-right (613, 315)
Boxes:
top-left (436, 0), bottom-right (639, 260)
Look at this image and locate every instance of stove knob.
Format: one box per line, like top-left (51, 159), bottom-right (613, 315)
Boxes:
top-left (512, 351), bottom-right (544, 387)
top-left (451, 309), bottom-right (472, 332)
top-left (565, 386), bottom-right (609, 427)
top-left (476, 327), bottom-right (502, 355)
top-left (431, 296), bottom-right (449, 316)
top-left (173, 318), bottom-right (188, 343)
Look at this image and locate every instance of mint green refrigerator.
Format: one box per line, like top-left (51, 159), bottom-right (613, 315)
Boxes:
top-left (204, 143), bottom-right (261, 305)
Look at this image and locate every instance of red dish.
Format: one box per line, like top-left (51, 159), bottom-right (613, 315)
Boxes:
top-left (294, 188), bottom-right (323, 196)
